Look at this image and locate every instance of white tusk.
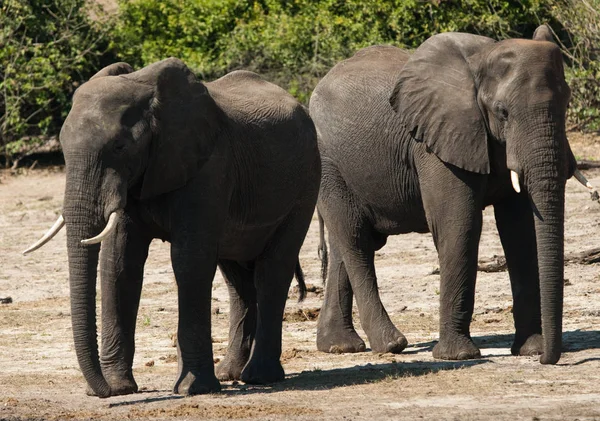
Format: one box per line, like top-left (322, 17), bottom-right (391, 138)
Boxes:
top-left (573, 169), bottom-right (594, 190)
top-left (81, 212), bottom-right (119, 245)
top-left (22, 215), bottom-right (66, 255)
top-left (510, 170), bottom-right (521, 193)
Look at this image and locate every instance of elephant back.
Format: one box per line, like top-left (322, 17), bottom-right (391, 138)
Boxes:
top-left (207, 70), bottom-right (320, 232)
top-left (311, 45), bottom-right (409, 116)
top-left (207, 70), bottom-right (306, 128)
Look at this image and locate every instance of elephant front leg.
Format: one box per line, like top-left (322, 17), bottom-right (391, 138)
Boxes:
top-left (494, 196), bottom-right (543, 356)
top-left (171, 242), bottom-right (221, 395)
top-left (316, 238), bottom-right (366, 353)
top-left (96, 212), bottom-right (151, 396)
top-left (433, 221), bottom-right (482, 360)
top-left (215, 260), bottom-right (257, 381)
top-left (419, 155), bottom-right (486, 361)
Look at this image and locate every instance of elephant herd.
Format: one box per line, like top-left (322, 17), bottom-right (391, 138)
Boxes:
top-left (22, 25), bottom-right (594, 397)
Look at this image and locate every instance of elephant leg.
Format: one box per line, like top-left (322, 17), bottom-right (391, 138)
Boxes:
top-left (240, 206), bottom-right (314, 385)
top-left (494, 196), bottom-right (543, 356)
top-left (318, 165), bottom-right (406, 354)
top-left (171, 241), bottom-right (221, 395)
top-left (95, 211), bottom-right (151, 396)
top-left (336, 236), bottom-right (407, 354)
top-left (418, 150), bottom-right (486, 360)
top-left (316, 238), bottom-right (366, 353)
top-left (215, 260), bottom-right (257, 381)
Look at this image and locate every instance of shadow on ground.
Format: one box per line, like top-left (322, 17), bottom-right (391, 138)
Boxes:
top-left (410, 329), bottom-right (600, 353)
top-left (221, 358), bottom-right (488, 396)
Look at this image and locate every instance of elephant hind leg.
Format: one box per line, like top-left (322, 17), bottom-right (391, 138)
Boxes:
top-left (240, 204), bottom-right (315, 385)
top-left (316, 236), bottom-right (366, 354)
top-left (318, 165), bottom-right (406, 354)
top-left (216, 260), bottom-right (257, 381)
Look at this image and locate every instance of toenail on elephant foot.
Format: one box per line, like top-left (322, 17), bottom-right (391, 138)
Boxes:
top-left (215, 357), bottom-right (245, 381)
top-left (173, 370), bottom-right (221, 396)
top-left (316, 328), bottom-right (366, 354)
top-left (240, 358), bottom-right (285, 384)
top-left (433, 337), bottom-right (481, 360)
top-left (384, 335), bottom-right (408, 354)
top-left (368, 329), bottom-right (408, 354)
top-left (512, 333), bottom-right (543, 356)
top-left (327, 341), bottom-right (367, 354)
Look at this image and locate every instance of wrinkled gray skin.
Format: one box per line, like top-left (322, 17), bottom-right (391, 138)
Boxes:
top-left (310, 26), bottom-right (573, 364)
top-left (59, 58), bottom-right (320, 397)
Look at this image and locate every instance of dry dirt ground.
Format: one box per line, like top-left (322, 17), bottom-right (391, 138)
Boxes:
top-left (1, 132), bottom-right (600, 421)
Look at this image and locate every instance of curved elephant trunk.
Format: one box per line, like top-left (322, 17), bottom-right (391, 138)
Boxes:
top-left (63, 181), bottom-right (112, 397)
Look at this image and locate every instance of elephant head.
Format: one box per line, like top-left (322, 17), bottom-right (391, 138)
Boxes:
top-left (23, 58), bottom-right (222, 396)
top-left (390, 26), bottom-right (573, 364)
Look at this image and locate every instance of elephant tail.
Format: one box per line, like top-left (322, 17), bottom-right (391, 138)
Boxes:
top-left (295, 261), bottom-right (307, 302)
top-left (317, 209), bottom-right (328, 284)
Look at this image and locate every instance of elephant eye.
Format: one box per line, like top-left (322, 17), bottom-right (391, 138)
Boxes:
top-left (113, 141), bottom-right (126, 154)
top-left (494, 101), bottom-right (508, 122)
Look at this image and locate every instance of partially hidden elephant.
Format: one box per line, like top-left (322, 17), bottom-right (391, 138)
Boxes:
top-left (310, 25), bottom-right (587, 364)
top-left (23, 58), bottom-right (321, 397)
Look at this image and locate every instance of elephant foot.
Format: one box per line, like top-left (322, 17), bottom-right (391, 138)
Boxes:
top-left (316, 323), bottom-right (366, 354)
top-left (240, 357), bottom-right (285, 384)
top-left (512, 333), bottom-right (543, 356)
top-left (215, 355), bottom-right (246, 381)
top-left (433, 334), bottom-right (481, 360)
top-left (85, 373), bottom-right (138, 397)
top-left (316, 308), bottom-right (366, 353)
top-left (174, 369), bottom-right (221, 396)
top-left (366, 325), bottom-right (408, 354)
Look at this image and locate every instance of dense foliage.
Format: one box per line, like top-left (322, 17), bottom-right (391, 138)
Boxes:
top-left (551, 0), bottom-right (600, 130)
top-left (114, 0), bottom-right (559, 103)
top-left (1, 0), bottom-right (599, 163)
top-left (0, 0), bottom-right (115, 159)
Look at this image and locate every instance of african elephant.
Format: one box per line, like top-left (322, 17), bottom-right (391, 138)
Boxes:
top-left (310, 26), bottom-right (585, 364)
top-left (23, 58), bottom-right (320, 397)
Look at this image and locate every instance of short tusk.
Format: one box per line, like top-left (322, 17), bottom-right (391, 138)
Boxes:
top-left (81, 212), bottom-right (119, 245)
top-left (510, 170), bottom-right (521, 193)
top-left (574, 169), bottom-right (594, 190)
top-left (22, 215), bottom-right (65, 255)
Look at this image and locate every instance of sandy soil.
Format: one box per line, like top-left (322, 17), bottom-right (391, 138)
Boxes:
top-left (1, 134), bottom-right (600, 420)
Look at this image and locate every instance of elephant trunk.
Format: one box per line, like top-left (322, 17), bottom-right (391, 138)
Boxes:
top-left (529, 168), bottom-right (565, 364)
top-left (63, 161), bottom-right (111, 397)
top-left (519, 116), bottom-right (566, 365)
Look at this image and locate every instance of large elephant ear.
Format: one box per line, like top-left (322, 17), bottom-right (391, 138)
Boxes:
top-left (390, 33), bottom-right (495, 174)
top-left (127, 58), bottom-right (220, 200)
top-left (89, 62), bottom-right (133, 80)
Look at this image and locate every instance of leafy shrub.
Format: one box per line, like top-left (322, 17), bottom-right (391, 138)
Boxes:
top-left (116, 0), bottom-right (558, 104)
top-left (2, 0), bottom-right (599, 163)
top-left (0, 0), bottom-right (115, 163)
top-left (550, 0), bottom-right (600, 130)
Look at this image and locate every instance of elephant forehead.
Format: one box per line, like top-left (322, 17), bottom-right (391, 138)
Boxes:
top-left (68, 80), bottom-right (152, 132)
top-left (74, 77), bottom-right (153, 114)
top-left (490, 39), bottom-right (563, 70)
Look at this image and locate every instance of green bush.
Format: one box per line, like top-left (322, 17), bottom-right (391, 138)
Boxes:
top-left (550, 0), bottom-right (600, 130)
top-left (2, 0), bottom-right (599, 163)
top-left (116, 0), bottom-right (558, 103)
top-left (0, 0), bottom-right (115, 163)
